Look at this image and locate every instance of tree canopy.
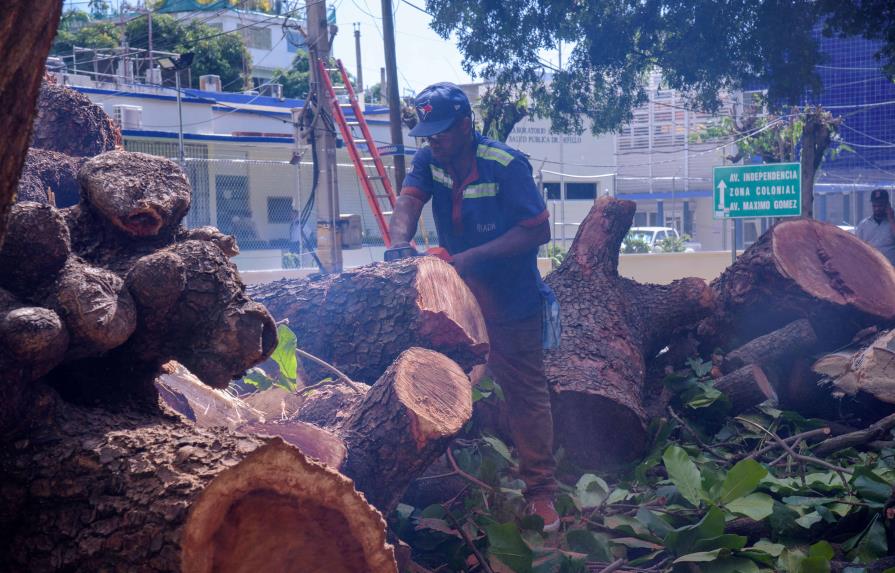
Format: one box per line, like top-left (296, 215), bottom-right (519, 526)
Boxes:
top-left (53, 11), bottom-right (251, 91)
top-left (424, 0), bottom-right (894, 135)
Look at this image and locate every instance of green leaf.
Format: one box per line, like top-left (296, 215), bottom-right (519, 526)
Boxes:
top-left (486, 522), bottom-right (533, 573)
top-left (808, 541), bottom-right (835, 561)
top-left (610, 537), bottom-right (664, 550)
top-left (725, 493), bottom-right (775, 521)
top-left (564, 529), bottom-right (612, 562)
top-left (674, 549), bottom-right (726, 563)
top-left (852, 467), bottom-right (891, 508)
top-left (752, 540), bottom-right (785, 557)
top-left (846, 514), bottom-right (888, 563)
top-left (663, 506), bottom-right (725, 555)
top-left (606, 488), bottom-right (630, 505)
top-left (720, 459), bottom-right (768, 504)
top-left (242, 367), bottom-right (273, 390)
top-left (271, 324), bottom-right (298, 383)
top-left (799, 556), bottom-right (832, 573)
top-left (635, 507), bottom-right (673, 538)
top-left (702, 557), bottom-right (761, 573)
top-left (795, 511), bottom-right (823, 529)
top-left (692, 534), bottom-right (748, 552)
top-left (575, 474), bottom-right (609, 508)
top-left (662, 445), bottom-right (704, 507)
top-left (483, 436), bottom-right (515, 464)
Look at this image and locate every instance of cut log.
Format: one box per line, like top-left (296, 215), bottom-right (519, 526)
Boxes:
top-left (715, 364), bottom-right (778, 413)
top-left (814, 329), bottom-right (895, 405)
top-left (721, 318), bottom-right (818, 374)
top-left (544, 197), bottom-right (715, 469)
top-left (0, 3), bottom-right (64, 249)
top-left (30, 80), bottom-right (120, 158)
top-left (0, 393), bottom-right (397, 573)
top-left (296, 381), bottom-right (367, 432)
top-left (0, 201), bottom-right (71, 296)
top-left (701, 218), bottom-right (895, 349)
top-left (16, 148), bottom-right (85, 208)
top-left (78, 150), bottom-right (191, 239)
top-left (250, 257), bottom-right (489, 384)
top-left (241, 419), bottom-right (348, 469)
top-left (340, 347), bottom-right (473, 514)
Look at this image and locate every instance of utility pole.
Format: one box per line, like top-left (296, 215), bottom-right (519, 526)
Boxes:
top-left (380, 67), bottom-right (387, 104)
top-left (353, 23), bottom-right (363, 98)
top-left (381, 0), bottom-right (406, 189)
top-left (308, 0), bottom-right (342, 272)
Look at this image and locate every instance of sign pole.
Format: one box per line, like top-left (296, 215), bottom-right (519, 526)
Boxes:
top-left (731, 222), bottom-right (737, 264)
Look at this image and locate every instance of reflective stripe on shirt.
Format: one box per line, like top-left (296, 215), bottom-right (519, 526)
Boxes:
top-left (463, 183), bottom-right (498, 199)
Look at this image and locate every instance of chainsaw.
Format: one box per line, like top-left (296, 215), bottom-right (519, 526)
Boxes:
top-left (383, 244), bottom-right (452, 263)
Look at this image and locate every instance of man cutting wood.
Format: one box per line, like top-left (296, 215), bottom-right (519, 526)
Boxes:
top-left (387, 82), bottom-right (560, 531)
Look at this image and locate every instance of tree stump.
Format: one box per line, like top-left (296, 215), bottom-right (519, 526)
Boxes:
top-left (0, 392), bottom-right (397, 573)
top-left (814, 329), bottom-right (895, 405)
top-left (701, 218), bottom-right (895, 349)
top-left (250, 257), bottom-right (489, 384)
top-left (544, 197), bottom-right (715, 469)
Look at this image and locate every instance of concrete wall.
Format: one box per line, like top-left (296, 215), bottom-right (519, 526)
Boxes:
top-left (616, 251), bottom-right (738, 284)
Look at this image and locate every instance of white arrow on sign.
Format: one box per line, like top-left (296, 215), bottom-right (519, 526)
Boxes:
top-left (717, 180), bottom-right (727, 210)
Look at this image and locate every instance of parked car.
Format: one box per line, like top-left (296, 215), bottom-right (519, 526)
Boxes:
top-left (624, 227), bottom-right (701, 253)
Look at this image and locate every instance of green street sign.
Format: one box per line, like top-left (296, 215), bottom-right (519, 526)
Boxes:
top-left (713, 163), bottom-right (801, 219)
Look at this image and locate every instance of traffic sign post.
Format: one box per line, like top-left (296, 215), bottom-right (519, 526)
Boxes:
top-left (713, 163), bottom-right (801, 219)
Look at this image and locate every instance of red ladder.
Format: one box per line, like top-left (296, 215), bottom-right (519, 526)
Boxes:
top-left (317, 58), bottom-right (398, 247)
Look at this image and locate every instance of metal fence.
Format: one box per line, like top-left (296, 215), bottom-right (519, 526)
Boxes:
top-left (123, 139), bottom-right (437, 270)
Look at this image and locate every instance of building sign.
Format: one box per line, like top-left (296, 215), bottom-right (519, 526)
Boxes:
top-left (713, 163), bottom-right (801, 219)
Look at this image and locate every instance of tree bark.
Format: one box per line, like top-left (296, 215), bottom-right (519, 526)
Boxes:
top-left (249, 257), bottom-right (489, 384)
top-left (0, 1), bottom-right (63, 249)
top-left (544, 197), bottom-right (716, 470)
top-left (715, 364), bottom-right (778, 413)
top-left (0, 391), bottom-right (397, 573)
top-left (340, 347), bottom-right (473, 514)
top-left (800, 108), bottom-right (834, 219)
top-left (721, 318), bottom-right (818, 374)
top-left (701, 218), bottom-right (895, 350)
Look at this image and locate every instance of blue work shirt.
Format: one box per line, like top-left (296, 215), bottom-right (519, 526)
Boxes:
top-left (402, 133), bottom-right (552, 322)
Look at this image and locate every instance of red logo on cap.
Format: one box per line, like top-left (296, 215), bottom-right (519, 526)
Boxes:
top-left (418, 102), bottom-right (433, 120)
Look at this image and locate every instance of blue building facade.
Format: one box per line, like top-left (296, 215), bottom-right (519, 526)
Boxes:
top-left (808, 32), bottom-right (895, 225)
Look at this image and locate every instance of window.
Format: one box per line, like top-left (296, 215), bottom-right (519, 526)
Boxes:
top-left (655, 231), bottom-right (667, 241)
top-left (566, 182), bottom-right (597, 200)
top-left (543, 182), bottom-right (561, 200)
top-left (242, 27), bottom-right (272, 50)
top-left (267, 197), bottom-right (293, 223)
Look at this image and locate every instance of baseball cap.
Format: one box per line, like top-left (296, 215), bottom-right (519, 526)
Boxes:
top-left (871, 188), bottom-right (890, 203)
top-left (408, 82), bottom-right (472, 137)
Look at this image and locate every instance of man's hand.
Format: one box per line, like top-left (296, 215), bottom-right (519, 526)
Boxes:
top-left (451, 250), bottom-right (474, 276)
top-left (383, 242), bottom-right (418, 262)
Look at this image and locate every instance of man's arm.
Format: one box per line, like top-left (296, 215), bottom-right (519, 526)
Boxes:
top-left (452, 220), bottom-right (550, 274)
top-left (389, 194), bottom-right (425, 246)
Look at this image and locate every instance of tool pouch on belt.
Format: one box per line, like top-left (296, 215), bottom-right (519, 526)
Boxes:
top-left (542, 289), bottom-right (561, 350)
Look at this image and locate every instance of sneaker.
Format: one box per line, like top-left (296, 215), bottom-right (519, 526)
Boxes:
top-left (527, 499), bottom-right (560, 532)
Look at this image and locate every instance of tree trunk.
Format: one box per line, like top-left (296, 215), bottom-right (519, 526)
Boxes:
top-left (799, 108), bottom-right (833, 219)
top-left (249, 257), bottom-right (489, 384)
top-left (0, 390), bottom-right (397, 573)
top-left (715, 364), bottom-right (778, 413)
top-left (544, 197), bottom-right (716, 469)
top-left (813, 329), bottom-right (895, 405)
top-left (340, 347), bottom-right (473, 514)
top-left (721, 318), bottom-right (818, 374)
top-left (0, 1), bottom-right (63, 249)
top-left (701, 218), bottom-right (895, 350)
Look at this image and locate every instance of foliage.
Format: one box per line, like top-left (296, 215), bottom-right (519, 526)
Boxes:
top-left (657, 233), bottom-right (692, 253)
top-left (395, 359), bottom-right (895, 572)
top-left (52, 12), bottom-right (252, 91)
top-left (242, 323), bottom-right (298, 392)
top-left (477, 83), bottom-right (528, 143)
top-left (691, 97), bottom-right (850, 166)
top-left (271, 53), bottom-right (354, 100)
top-left (367, 82), bottom-right (383, 103)
top-left (622, 237), bottom-right (650, 254)
top-left (820, 0), bottom-right (895, 78)
top-left (544, 244), bottom-right (567, 268)
top-left (425, 0), bottom-right (838, 135)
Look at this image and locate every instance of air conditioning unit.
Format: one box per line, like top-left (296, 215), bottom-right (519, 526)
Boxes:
top-left (242, 89), bottom-right (260, 96)
top-left (112, 105), bottom-right (143, 130)
top-left (260, 83), bottom-right (283, 99)
top-left (200, 74), bottom-right (222, 92)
